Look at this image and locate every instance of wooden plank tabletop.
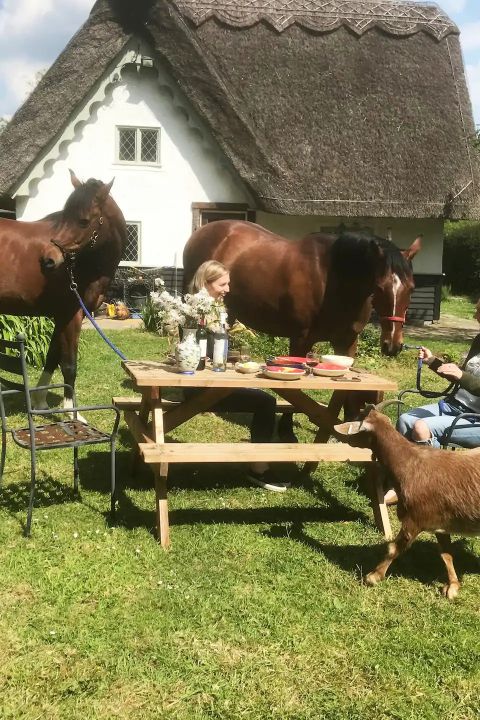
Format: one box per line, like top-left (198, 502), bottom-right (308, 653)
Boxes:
top-left (123, 360), bottom-right (398, 392)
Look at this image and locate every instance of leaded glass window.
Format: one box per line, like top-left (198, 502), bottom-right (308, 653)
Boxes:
top-left (117, 127), bottom-right (160, 164)
top-left (122, 222), bottom-right (141, 263)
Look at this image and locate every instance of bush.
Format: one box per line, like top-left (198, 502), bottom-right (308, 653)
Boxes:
top-left (443, 221), bottom-right (480, 295)
top-left (0, 315), bottom-right (54, 367)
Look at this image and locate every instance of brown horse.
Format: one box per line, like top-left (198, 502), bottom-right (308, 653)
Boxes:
top-left (0, 170), bottom-right (127, 412)
top-left (183, 220), bottom-right (421, 429)
top-left (184, 220), bottom-right (421, 356)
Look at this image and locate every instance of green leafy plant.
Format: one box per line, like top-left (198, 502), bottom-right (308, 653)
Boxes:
top-left (140, 294), bottom-right (158, 333)
top-left (0, 315), bottom-right (54, 367)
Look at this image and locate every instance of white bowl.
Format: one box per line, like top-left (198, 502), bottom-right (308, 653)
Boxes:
top-left (235, 361), bottom-right (261, 374)
top-left (262, 367), bottom-right (305, 381)
top-left (312, 364), bottom-right (346, 377)
top-left (320, 354), bottom-right (354, 369)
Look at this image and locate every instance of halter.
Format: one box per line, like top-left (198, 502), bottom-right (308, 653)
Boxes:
top-left (379, 314), bottom-right (406, 325)
top-left (50, 215), bottom-right (104, 258)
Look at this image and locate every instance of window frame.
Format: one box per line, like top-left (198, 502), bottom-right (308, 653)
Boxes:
top-left (120, 221), bottom-right (142, 266)
top-left (116, 125), bottom-right (161, 166)
top-left (191, 202), bottom-right (255, 232)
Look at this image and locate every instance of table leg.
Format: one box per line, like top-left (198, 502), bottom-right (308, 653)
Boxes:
top-left (152, 388), bottom-right (170, 549)
top-left (130, 389), bottom-right (154, 475)
top-left (367, 459), bottom-right (393, 540)
top-left (301, 390), bottom-right (346, 476)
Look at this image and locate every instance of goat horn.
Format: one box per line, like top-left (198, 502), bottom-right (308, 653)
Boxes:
top-left (374, 399), bottom-right (406, 413)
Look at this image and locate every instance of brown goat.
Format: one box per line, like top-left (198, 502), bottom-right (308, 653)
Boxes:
top-left (335, 406), bottom-right (480, 599)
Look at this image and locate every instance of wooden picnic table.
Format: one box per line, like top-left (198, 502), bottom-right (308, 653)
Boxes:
top-left (118, 361), bottom-right (397, 548)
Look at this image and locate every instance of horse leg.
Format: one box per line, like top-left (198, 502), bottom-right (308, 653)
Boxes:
top-left (32, 326), bottom-right (61, 410)
top-left (58, 310), bottom-right (87, 423)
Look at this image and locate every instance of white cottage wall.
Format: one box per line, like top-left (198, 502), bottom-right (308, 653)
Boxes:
top-left (14, 49), bottom-right (251, 268)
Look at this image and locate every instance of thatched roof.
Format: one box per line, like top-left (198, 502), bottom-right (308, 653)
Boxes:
top-left (0, 0), bottom-right (478, 219)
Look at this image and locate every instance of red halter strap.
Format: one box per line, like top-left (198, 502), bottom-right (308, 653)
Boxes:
top-left (380, 315), bottom-right (406, 325)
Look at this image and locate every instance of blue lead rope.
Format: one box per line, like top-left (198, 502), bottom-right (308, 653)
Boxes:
top-left (72, 286), bottom-right (129, 362)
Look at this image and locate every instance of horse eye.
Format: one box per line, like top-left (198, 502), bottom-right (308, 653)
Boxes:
top-left (78, 219), bottom-right (89, 228)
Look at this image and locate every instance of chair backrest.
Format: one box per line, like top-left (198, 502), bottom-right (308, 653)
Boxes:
top-left (0, 334), bottom-right (33, 430)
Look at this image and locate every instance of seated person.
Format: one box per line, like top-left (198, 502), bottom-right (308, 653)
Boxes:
top-left (187, 260), bottom-right (289, 492)
top-left (397, 299), bottom-right (480, 450)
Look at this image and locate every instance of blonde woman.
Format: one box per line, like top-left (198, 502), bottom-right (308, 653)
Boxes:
top-left (187, 260), bottom-right (289, 492)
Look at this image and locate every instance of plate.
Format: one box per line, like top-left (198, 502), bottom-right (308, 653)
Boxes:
top-left (262, 366), bottom-right (305, 381)
top-left (235, 361), bottom-right (261, 374)
top-left (312, 363), bottom-right (346, 377)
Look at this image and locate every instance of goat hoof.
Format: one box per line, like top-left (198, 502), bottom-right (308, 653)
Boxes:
top-left (441, 583), bottom-right (460, 600)
top-left (365, 571), bottom-right (381, 586)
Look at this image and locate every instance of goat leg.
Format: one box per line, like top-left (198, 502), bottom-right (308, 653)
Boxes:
top-left (366, 523), bottom-right (419, 586)
top-left (435, 532), bottom-right (461, 600)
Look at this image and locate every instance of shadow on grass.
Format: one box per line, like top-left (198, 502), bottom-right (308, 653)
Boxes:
top-left (0, 475), bottom-right (77, 513)
top-left (73, 447), bottom-right (365, 536)
top-left (264, 521), bottom-right (480, 585)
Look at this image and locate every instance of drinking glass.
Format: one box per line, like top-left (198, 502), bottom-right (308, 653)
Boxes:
top-left (239, 342), bottom-right (251, 363)
top-left (305, 351), bottom-right (318, 375)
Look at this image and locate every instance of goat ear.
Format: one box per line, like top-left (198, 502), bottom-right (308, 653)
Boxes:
top-left (334, 420), bottom-right (367, 436)
top-left (402, 235), bottom-right (422, 261)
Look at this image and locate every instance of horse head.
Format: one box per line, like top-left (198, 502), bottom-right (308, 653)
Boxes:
top-left (42, 170), bottom-right (115, 272)
top-left (372, 236), bottom-right (421, 356)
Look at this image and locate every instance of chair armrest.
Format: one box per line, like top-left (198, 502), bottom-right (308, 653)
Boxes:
top-left (441, 412), bottom-right (480, 448)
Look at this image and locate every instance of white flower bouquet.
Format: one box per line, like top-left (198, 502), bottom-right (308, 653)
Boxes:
top-left (150, 286), bottom-right (216, 336)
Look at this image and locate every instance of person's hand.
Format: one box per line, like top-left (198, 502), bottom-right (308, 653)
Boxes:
top-left (436, 363), bottom-right (462, 381)
top-left (419, 346), bottom-right (433, 361)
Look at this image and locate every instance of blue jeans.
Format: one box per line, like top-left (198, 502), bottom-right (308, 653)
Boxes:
top-left (397, 399), bottom-right (480, 448)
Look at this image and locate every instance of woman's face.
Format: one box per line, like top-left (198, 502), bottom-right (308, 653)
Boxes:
top-left (207, 272), bottom-right (230, 300)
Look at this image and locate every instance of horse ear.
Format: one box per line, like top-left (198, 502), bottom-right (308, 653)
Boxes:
top-left (69, 169), bottom-right (82, 188)
top-left (97, 178), bottom-right (115, 203)
top-left (402, 235), bottom-right (422, 261)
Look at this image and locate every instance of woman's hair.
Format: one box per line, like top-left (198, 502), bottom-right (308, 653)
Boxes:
top-left (189, 260), bottom-right (229, 293)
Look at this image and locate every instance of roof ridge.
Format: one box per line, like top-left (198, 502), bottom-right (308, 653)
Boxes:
top-left (173, 0), bottom-right (458, 40)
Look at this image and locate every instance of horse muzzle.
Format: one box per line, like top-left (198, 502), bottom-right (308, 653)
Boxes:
top-left (381, 340), bottom-right (403, 357)
top-left (40, 246), bottom-right (64, 274)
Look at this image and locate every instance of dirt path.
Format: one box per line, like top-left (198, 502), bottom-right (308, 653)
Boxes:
top-left (405, 314), bottom-right (478, 344)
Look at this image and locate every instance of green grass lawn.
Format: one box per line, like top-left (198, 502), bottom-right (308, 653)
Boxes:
top-left (0, 328), bottom-right (479, 719)
top-left (441, 294), bottom-right (476, 319)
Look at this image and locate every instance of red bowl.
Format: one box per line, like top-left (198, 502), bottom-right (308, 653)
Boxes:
top-left (315, 362), bottom-right (345, 370)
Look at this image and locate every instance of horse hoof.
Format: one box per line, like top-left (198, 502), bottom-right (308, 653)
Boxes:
top-left (365, 571), bottom-right (381, 586)
top-left (441, 583), bottom-right (460, 600)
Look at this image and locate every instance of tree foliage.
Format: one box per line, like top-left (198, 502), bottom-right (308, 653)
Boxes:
top-left (443, 220), bottom-right (480, 295)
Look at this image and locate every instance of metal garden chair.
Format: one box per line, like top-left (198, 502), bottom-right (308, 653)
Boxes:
top-left (0, 334), bottom-right (120, 535)
top-left (398, 352), bottom-right (480, 449)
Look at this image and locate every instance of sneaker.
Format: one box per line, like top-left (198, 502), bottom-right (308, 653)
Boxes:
top-left (247, 469), bottom-right (291, 493)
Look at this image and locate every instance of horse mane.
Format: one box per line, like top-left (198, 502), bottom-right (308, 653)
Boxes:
top-left (40, 179), bottom-right (104, 230)
top-left (63, 178), bottom-right (103, 220)
top-left (330, 231), bottom-right (411, 281)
